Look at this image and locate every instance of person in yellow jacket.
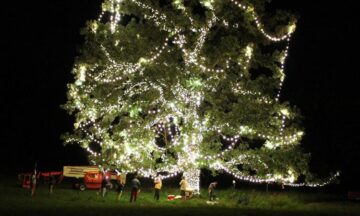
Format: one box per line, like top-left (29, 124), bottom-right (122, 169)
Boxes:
top-left (179, 176), bottom-right (189, 200)
top-left (154, 174), bottom-right (162, 201)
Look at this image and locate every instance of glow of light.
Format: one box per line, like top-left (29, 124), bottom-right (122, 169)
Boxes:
top-left (63, 0), bottom-right (338, 191)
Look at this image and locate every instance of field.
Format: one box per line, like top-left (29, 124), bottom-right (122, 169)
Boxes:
top-left (1, 175), bottom-right (359, 216)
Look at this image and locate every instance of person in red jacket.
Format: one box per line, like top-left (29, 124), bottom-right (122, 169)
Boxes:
top-left (129, 175), bottom-right (141, 202)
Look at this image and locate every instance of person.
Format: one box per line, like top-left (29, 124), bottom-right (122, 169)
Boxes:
top-left (101, 172), bottom-right (108, 197)
top-left (208, 181), bottom-right (218, 201)
top-left (30, 170), bottom-right (37, 197)
top-left (116, 173), bottom-right (126, 201)
top-left (129, 175), bottom-right (141, 202)
top-left (179, 176), bottom-right (189, 200)
top-left (153, 174), bottom-right (162, 201)
top-left (49, 174), bottom-right (56, 194)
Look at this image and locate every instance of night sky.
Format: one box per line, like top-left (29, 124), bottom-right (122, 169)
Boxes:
top-left (2, 1), bottom-right (359, 189)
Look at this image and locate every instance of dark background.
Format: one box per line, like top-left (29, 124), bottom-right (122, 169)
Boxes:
top-left (1, 1), bottom-right (359, 190)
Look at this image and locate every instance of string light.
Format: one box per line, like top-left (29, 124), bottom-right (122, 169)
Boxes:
top-left (64, 0), bottom-right (338, 192)
top-left (230, 0), bottom-right (295, 42)
top-left (276, 38), bottom-right (291, 101)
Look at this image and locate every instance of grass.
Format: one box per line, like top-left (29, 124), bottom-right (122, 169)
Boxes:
top-left (0, 176), bottom-right (359, 216)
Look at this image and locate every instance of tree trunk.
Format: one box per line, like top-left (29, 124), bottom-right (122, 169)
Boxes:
top-left (183, 168), bottom-right (201, 194)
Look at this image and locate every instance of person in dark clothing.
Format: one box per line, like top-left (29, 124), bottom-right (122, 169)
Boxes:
top-left (101, 173), bottom-right (108, 197)
top-left (208, 181), bottom-right (218, 201)
top-left (129, 175), bottom-right (141, 202)
top-left (116, 173), bottom-right (126, 201)
top-left (49, 175), bottom-right (56, 194)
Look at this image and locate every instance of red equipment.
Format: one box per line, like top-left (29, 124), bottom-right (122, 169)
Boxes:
top-left (81, 171), bottom-right (115, 190)
top-left (18, 171), bottom-right (63, 189)
top-left (167, 195), bottom-right (175, 200)
top-left (63, 166), bottom-right (117, 191)
top-left (348, 191), bottom-right (360, 200)
top-left (40, 171), bottom-right (64, 184)
top-left (83, 172), bottom-right (103, 189)
top-left (18, 171), bottom-right (59, 189)
top-left (18, 173), bottom-right (32, 189)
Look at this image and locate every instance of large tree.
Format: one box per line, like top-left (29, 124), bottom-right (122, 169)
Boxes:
top-left (63, 0), bottom-right (334, 192)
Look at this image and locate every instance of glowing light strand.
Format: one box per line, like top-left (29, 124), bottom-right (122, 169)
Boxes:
top-left (67, 0), bottom-right (337, 189)
top-left (229, 0), bottom-right (295, 42)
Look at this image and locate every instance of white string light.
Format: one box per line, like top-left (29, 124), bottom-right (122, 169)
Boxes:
top-left (230, 0), bottom-right (295, 42)
top-left (64, 0), bottom-right (338, 191)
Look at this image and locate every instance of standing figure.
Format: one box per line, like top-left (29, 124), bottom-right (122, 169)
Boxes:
top-left (179, 176), bottom-right (189, 200)
top-left (31, 170), bottom-right (37, 197)
top-left (129, 175), bottom-right (141, 202)
top-left (101, 172), bottom-right (108, 197)
top-left (153, 174), bottom-right (162, 201)
top-left (116, 173), bottom-right (126, 201)
top-left (208, 181), bottom-right (218, 201)
top-left (49, 174), bottom-right (56, 194)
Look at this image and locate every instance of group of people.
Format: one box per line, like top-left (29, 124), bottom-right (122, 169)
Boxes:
top-left (128, 174), bottom-right (161, 202)
top-left (30, 170), bottom-right (57, 196)
top-left (30, 170), bottom-right (219, 202)
top-left (99, 172), bottom-right (144, 202)
top-left (103, 173), bottom-right (160, 202)
top-left (125, 175), bottom-right (218, 202)
top-left (179, 176), bottom-right (218, 201)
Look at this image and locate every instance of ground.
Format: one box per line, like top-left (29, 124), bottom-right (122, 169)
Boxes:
top-left (1, 175), bottom-right (360, 216)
